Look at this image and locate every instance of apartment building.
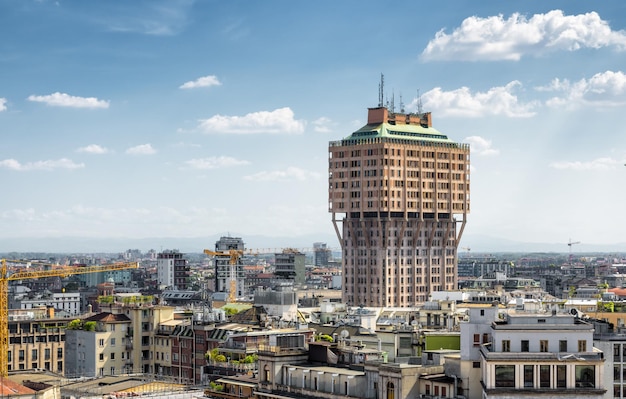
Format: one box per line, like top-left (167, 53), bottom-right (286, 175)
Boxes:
top-left (64, 312), bottom-right (131, 377)
top-left (329, 104), bottom-right (470, 307)
top-left (8, 309), bottom-right (67, 374)
top-left (481, 312), bottom-right (606, 398)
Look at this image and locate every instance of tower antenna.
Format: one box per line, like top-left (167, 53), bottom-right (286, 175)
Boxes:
top-left (390, 90), bottom-right (395, 113)
top-left (417, 89), bottom-right (423, 115)
top-left (399, 93), bottom-right (405, 113)
top-left (378, 73), bottom-right (384, 107)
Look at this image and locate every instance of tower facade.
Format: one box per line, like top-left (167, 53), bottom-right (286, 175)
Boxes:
top-left (328, 106), bottom-right (470, 307)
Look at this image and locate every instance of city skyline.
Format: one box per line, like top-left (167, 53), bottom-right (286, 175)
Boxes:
top-left (2, 1), bottom-right (626, 252)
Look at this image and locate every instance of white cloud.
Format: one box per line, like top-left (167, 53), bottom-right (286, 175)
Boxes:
top-left (463, 136), bottom-right (499, 156)
top-left (179, 75), bottom-right (221, 89)
top-left (0, 158), bottom-right (85, 171)
top-left (312, 117), bottom-right (333, 133)
top-left (197, 107), bottom-right (305, 134)
top-left (417, 81), bottom-right (537, 118)
top-left (0, 98), bottom-right (6, 112)
top-left (27, 92), bottom-right (109, 109)
top-left (422, 10), bottom-right (626, 62)
top-left (184, 156), bottom-right (249, 170)
top-left (539, 70), bottom-right (626, 109)
top-left (244, 166), bottom-right (321, 182)
top-left (77, 144), bottom-right (110, 154)
top-left (549, 157), bottom-right (621, 171)
top-left (126, 144), bottom-right (156, 155)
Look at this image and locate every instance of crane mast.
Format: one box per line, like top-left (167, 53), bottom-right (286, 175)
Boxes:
top-left (0, 259), bottom-right (138, 377)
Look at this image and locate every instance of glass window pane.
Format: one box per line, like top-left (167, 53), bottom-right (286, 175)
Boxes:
top-left (540, 365), bottom-right (551, 388)
top-left (495, 365), bottom-right (515, 388)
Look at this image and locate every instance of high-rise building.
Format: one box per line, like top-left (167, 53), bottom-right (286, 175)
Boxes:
top-left (157, 250), bottom-right (189, 290)
top-left (214, 236), bottom-right (245, 297)
top-left (328, 103), bottom-right (470, 307)
top-left (313, 242), bottom-right (331, 267)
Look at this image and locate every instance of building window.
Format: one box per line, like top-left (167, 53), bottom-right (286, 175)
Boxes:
top-left (99, 353), bottom-right (104, 361)
top-left (495, 365), bottom-right (515, 387)
top-left (575, 365), bottom-right (595, 388)
top-left (540, 340), bottom-right (549, 352)
top-left (99, 339), bottom-right (105, 347)
top-left (578, 340), bottom-right (587, 352)
top-left (540, 365), bottom-right (551, 388)
top-left (557, 365), bottom-right (566, 388)
top-left (473, 362), bottom-right (480, 368)
top-left (559, 340), bottom-right (568, 352)
top-left (614, 344), bottom-right (621, 359)
top-left (111, 338), bottom-right (116, 346)
top-left (524, 365), bottom-right (534, 387)
top-left (501, 340), bottom-right (510, 352)
top-left (521, 340), bottom-right (529, 352)
top-left (473, 334), bottom-right (480, 347)
top-left (386, 382), bottom-right (394, 399)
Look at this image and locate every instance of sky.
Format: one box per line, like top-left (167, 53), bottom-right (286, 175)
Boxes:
top-left (2, 0), bottom-right (626, 252)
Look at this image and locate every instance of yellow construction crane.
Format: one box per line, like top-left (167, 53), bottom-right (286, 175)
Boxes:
top-left (203, 249), bottom-right (242, 303)
top-left (0, 258), bottom-right (139, 377)
top-left (568, 239), bottom-right (581, 265)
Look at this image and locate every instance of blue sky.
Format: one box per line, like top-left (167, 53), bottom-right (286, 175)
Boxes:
top-left (2, 0), bottom-right (626, 252)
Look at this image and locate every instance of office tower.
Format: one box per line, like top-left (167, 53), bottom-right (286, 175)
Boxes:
top-left (328, 104), bottom-right (470, 307)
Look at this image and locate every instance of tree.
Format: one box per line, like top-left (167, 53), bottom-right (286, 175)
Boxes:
top-left (67, 319), bottom-right (82, 330)
top-left (83, 321), bottom-right (96, 331)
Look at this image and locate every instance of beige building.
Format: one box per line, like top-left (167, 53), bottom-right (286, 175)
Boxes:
top-left (64, 313), bottom-right (131, 377)
top-left (8, 309), bottom-right (67, 374)
top-left (328, 104), bottom-right (470, 307)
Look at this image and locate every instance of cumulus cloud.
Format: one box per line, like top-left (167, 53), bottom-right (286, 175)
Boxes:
top-left (537, 70), bottom-right (626, 109)
top-left (179, 75), bottom-right (221, 89)
top-left (422, 10), bottom-right (626, 62)
top-left (415, 81), bottom-right (537, 118)
top-left (463, 136), bottom-right (499, 156)
top-left (77, 144), bottom-right (110, 154)
top-left (27, 92), bottom-right (109, 109)
top-left (312, 117), bottom-right (333, 133)
top-left (549, 157), bottom-right (621, 171)
top-left (243, 166), bottom-right (321, 182)
top-left (0, 158), bottom-right (85, 171)
top-left (184, 156), bottom-right (249, 170)
top-left (126, 144), bottom-right (156, 155)
top-left (197, 107), bottom-right (305, 134)
top-left (0, 98), bottom-right (6, 112)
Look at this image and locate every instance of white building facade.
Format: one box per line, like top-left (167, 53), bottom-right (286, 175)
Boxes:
top-left (481, 312), bottom-right (606, 399)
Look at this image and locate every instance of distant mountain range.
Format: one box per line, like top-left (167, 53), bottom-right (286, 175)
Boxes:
top-left (0, 233), bottom-right (624, 255)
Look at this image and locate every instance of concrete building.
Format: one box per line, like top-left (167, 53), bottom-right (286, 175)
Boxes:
top-left (313, 242), bottom-right (331, 267)
top-left (274, 249), bottom-right (306, 285)
top-left (8, 309), bottom-right (68, 374)
top-left (157, 250), bottom-right (189, 290)
top-left (12, 292), bottom-right (81, 316)
top-left (328, 102), bottom-right (470, 307)
top-left (480, 312), bottom-right (606, 399)
top-left (64, 312), bottom-right (131, 378)
top-left (213, 236), bottom-right (245, 298)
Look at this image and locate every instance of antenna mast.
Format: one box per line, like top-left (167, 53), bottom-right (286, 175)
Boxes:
top-left (417, 89), bottom-right (423, 115)
top-left (378, 73), bottom-right (384, 107)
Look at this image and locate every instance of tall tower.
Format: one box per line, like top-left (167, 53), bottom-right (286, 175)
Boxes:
top-left (328, 104), bottom-right (470, 307)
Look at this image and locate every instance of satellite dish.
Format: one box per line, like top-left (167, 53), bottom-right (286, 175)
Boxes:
top-left (340, 329), bottom-right (349, 338)
top-left (411, 320), bottom-right (418, 326)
